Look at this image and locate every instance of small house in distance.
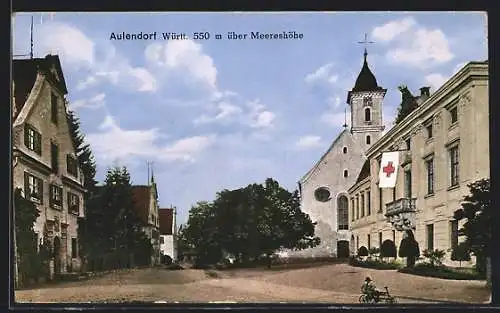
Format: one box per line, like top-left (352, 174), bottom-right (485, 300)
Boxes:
top-left (159, 207), bottom-right (177, 262)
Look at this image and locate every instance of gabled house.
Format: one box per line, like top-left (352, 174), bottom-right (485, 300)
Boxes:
top-left (159, 207), bottom-right (177, 261)
top-left (131, 176), bottom-right (161, 266)
top-left (12, 55), bottom-right (86, 275)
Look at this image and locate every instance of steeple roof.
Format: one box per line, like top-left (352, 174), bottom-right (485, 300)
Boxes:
top-left (347, 49), bottom-right (386, 104)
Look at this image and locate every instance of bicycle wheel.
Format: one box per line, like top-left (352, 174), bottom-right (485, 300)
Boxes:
top-left (387, 296), bottom-right (396, 304)
top-left (359, 295), bottom-right (367, 303)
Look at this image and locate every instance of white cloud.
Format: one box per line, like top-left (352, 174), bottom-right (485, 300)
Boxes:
top-left (37, 21), bottom-right (157, 93)
top-left (305, 63), bottom-right (339, 86)
top-left (424, 73), bottom-right (448, 90)
top-left (295, 136), bottom-right (323, 150)
top-left (145, 40), bottom-right (217, 89)
top-left (372, 17), bottom-right (416, 42)
top-left (87, 115), bottom-right (215, 164)
top-left (327, 96), bottom-right (342, 109)
top-left (247, 99), bottom-right (275, 129)
top-left (372, 17), bottom-right (454, 69)
top-left (69, 93), bottom-right (106, 110)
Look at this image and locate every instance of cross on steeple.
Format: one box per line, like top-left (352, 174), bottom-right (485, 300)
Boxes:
top-left (358, 33), bottom-right (374, 61)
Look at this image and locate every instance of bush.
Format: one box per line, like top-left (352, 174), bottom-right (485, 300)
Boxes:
top-left (398, 263), bottom-right (483, 280)
top-left (451, 243), bottom-right (471, 267)
top-left (368, 247), bottom-right (380, 258)
top-left (161, 255), bottom-right (173, 265)
top-left (380, 240), bottom-right (397, 258)
top-left (357, 246), bottom-right (368, 257)
top-left (422, 249), bottom-right (446, 267)
top-left (348, 256), bottom-right (401, 270)
top-left (398, 231), bottom-right (420, 267)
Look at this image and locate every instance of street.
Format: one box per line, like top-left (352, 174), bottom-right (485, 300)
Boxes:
top-left (15, 263), bottom-right (490, 304)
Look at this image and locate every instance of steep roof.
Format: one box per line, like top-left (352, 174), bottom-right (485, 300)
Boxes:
top-left (355, 159), bottom-right (371, 184)
top-left (347, 51), bottom-right (386, 103)
top-left (131, 185), bottom-right (151, 224)
top-left (12, 55), bottom-right (68, 121)
top-left (159, 208), bottom-right (174, 235)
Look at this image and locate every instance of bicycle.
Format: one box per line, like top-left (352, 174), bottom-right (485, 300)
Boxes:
top-left (359, 286), bottom-right (397, 304)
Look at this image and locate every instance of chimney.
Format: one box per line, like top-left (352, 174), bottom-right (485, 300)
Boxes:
top-left (420, 86), bottom-right (430, 98)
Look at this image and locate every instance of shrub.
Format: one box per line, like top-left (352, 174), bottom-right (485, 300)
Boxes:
top-left (422, 249), bottom-right (446, 267)
top-left (380, 240), bottom-right (397, 258)
top-left (398, 263), bottom-right (482, 280)
top-left (348, 256), bottom-right (401, 270)
top-left (398, 231), bottom-right (420, 268)
top-left (161, 255), bottom-right (173, 265)
top-left (357, 246), bottom-right (368, 257)
top-left (451, 243), bottom-right (471, 267)
top-left (368, 247), bottom-right (380, 258)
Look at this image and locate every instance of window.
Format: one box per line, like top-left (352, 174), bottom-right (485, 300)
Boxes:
top-left (24, 172), bottom-right (43, 202)
top-left (50, 184), bottom-right (63, 208)
top-left (160, 236), bottom-right (165, 244)
top-left (379, 232), bottom-right (383, 248)
top-left (363, 96), bottom-right (373, 106)
top-left (314, 187), bottom-right (331, 202)
top-left (366, 135), bottom-right (371, 145)
top-left (364, 107), bottom-right (371, 122)
top-left (367, 191), bottom-right (371, 215)
top-left (427, 224), bottom-right (434, 251)
top-left (367, 234), bottom-right (371, 249)
top-left (343, 169), bottom-right (348, 178)
top-left (343, 147), bottom-right (347, 154)
top-left (426, 124), bottom-right (433, 139)
top-left (426, 158), bottom-right (434, 195)
top-left (66, 155), bottom-right (78, 177)
top-left (67, 192), bottom-right (80, 214)
top-left (51, 93), bottom-right (58, 124)
top-left (450, 106), bottom-right (458, 124)
top-left (450, 220), bottom-right (459, 250)
top-left (378, 188), bottom-right (383, 213)
top-left (356, 196), bottom-right (359, 219)
top-left (360, 194), bottom-right (365, 217)
top-left (24, 124), bottom-right (42, 155)
top-left (404, 170), bottom-right (412, 198)
top-left (71, 238), bottom-right (77, 258)
top-left (337, 195), bottom-right (349, 230)
top-left (351, 198), bottom-right (355, 222)
top-left (450, 146), bottom-right (460, 187)
top-left (51, 142), bottom-right (59, 173)
top-left (405, 138), bottom-right (411, 150)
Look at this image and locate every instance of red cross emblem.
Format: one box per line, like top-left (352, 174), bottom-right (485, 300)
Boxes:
top-left (382, 161), bottom-right (395, 177)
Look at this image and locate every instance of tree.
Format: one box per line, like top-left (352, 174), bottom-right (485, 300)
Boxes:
top-left (357, 246), bottom-right (368, 257)
top-left (14, 188), bottom-right (41, 285)
top-left (453, 178), bottom-right (491, 275)
top-left (394, 85), bottom-right (419, 124)
top-left (380, 240), bottom-right (397, 259)
top-left (398, 230), bottom-right (420, 268)
top-left (422, 249), bottom-right (446, 267)
top-left (451, 242), bottom-right (471, 267)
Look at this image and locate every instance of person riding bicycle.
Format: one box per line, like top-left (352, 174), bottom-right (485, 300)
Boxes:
top-left (361, 277), bottom-right (380, 301)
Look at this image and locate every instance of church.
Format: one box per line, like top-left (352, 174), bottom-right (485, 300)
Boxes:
top-left (295, 48), bottom-right (387, 258)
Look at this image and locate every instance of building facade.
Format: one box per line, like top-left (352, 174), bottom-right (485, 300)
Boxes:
top-left (159, 207), bottom-right (177, 262)
top-left (12, 55), bottom-right (86, 275)
top-left (348, 61), bottom-right (489, 265)
top-left (131, 177), bottom-right (161, 266)
top-left (294, 49), bottom-right (386, 258)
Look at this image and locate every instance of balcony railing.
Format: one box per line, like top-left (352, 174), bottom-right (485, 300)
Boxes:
top-left (385, 198), bottom-right (416, 216)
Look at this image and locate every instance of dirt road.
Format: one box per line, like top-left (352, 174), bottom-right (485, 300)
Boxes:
top-left (15, 263), bottom-right (490, 304)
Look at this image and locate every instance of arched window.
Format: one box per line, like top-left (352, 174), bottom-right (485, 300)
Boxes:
top-left (365, 107), bottom-right (371, 122)
top-left (338, 195), bottom-right (349, 230)
top-left (343, 169), bottom-right (348, 177)
top-left (366, 135), bottom-right (371, 145)
top-left (343, 146), bottom-right (347, 154)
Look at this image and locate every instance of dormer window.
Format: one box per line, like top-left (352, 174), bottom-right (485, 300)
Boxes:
top-left (24, 124), bottom-right (42, 155)
top-left (51, 93), bottom-right (58, 124)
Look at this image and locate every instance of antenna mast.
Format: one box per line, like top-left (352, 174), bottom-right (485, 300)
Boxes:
top-left (30, 16), bottom-right (34, 59)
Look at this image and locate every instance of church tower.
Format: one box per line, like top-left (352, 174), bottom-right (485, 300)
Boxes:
top-left (347, 47), bottom-right (387, 151)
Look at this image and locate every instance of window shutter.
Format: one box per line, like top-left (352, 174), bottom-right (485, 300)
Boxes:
top-left (49, 185), bottom-right (53, 206)
top-left (24, 125), bottom-right (29, 148)
top-left (36, 132), bottom-right (42, 155)
top-left (24, 172), bottom-right (30, 198)
top-left (39, 179), bottom-right (43, 203)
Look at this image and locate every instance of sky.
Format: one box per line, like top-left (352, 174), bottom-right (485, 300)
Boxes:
top-left (12, 12), bottom-right (488, 226)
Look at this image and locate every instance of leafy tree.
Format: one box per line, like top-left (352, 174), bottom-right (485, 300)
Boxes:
top-left (394, 85), bottom-right (419, 124)
top-left (357, 246), bottom-right (368, 257)
top-left (380, 240), bottom-right (397, 259)
top-left (451, 242), bottom-right (471, 267)
top-left (453, 178), bottom-right (491, 274)
top-left (14, 188), bottom-right (41, 285)
top-left (398, 230), bottom-right (420, 268)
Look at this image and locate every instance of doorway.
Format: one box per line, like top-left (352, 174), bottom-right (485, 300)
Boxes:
top-left (337, 240), bottom-right (350, 258)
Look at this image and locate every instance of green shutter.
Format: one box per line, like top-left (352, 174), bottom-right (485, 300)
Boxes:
top-left (24, 172), bottom-right (30, 198)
